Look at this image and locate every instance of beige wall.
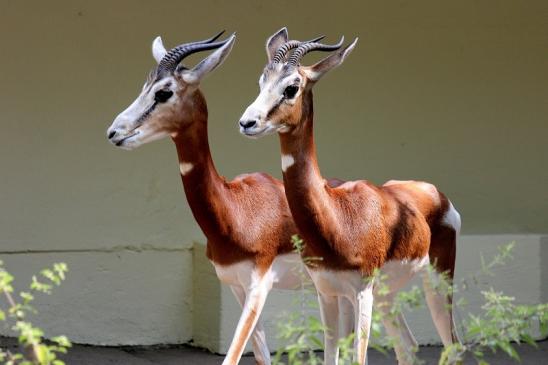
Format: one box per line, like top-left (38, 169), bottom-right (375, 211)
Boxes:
top-left (0, 0), bottom-right (546, 346)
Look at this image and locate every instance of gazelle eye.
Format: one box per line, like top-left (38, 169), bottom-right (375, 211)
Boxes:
top-left (283, 85), bottom-right (299, 99)
top-left (154, 90), bottom-right (173, 103)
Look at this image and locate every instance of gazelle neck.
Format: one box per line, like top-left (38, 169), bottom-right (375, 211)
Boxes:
top-left (172, 91), bottom-right (218, 179)
top-left (171, 89), bottom-right (227, 232)
top-left (278, 91), bottom-right (338, 245)
top-left (279, 91), bottom-right (324, 190)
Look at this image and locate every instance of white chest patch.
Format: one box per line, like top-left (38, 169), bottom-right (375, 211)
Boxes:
top-left (179, 162), bottom-right (194, 176)
top-left (281, 154), bottom-right (295, 172)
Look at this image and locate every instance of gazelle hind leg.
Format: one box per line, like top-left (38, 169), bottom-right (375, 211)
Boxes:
top-left (376, 294), bottom-right (417, 365)
top-left (229, 285), bottom-right (271, 365)
top-left (422, 271), bottom-right (459, 346)
top-left (375, 259), bottom-right (425, 364)
top-left (223, 274), bottom-right (273, 365)
top-left (427, 201), bottom-right (460, 346)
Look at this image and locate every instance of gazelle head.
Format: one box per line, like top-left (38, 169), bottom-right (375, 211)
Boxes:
top-left (239, 28), bottom-right (357, 138)
top-left (108, 32), bottom-right (236, 149)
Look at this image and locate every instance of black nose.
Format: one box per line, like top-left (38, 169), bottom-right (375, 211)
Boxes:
top-left (239, 120), bottom-right (257, 129)
top-left (108, 130), bottom-right (116, 139)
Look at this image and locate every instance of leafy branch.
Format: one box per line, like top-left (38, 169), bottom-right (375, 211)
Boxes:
top-left (0, 261), bottom-right (71, 365)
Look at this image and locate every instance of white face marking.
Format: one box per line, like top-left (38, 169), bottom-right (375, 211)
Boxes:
top-left (179, 162), bottom-right (194, 176)
top-left (239, 66), bottom-right (302, 138)
top-left (108, 77), bottom-right (178, 149)
top-left (281, 154), bottom-right (295, 172)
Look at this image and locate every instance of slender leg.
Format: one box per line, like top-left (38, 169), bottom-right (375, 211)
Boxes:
top-left (223, 274), bottom-right (273, 365)
top-left (354, 285), bottom-right (374, 365)
top-left (374, 258), bottom-right (429, 363)
top-left (338, 296), bottom-right (354, 339)
top-left (318, 294), bottom-right (340, 365)
top-left (230, 285), bottom-right (271, 365)
top-left (376, 293), bottom-right (417, 365)
top-left (422, 271), bottom-right (460, 347)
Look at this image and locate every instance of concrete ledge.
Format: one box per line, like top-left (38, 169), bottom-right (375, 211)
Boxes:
top-left (2, 337), bottom-right (548, 365)
top-left (0, 249), bottom-right (193, 345)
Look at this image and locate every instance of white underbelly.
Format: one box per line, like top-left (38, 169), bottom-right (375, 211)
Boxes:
top-left (307, 256), bottom-right (430, 300)
top-left (211, 253), bottom-right (310, 290)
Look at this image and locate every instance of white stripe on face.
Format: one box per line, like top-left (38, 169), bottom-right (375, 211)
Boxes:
top-left (240, 67), bottom-right (301, 128)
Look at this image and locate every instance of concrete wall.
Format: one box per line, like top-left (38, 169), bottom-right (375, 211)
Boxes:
top-left (0, 0), bottom-right (546, 348)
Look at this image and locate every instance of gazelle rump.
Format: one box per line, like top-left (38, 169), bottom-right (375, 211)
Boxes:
top-left (107, 32), bottom-right (304, 365)
top-left (240, 28), bottom-right (461, 365)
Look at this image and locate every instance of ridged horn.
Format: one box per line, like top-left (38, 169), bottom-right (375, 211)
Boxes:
top-left (271, 35), bottom-right (325, 64)
top-left (287, 36), bottom-right (345, 66)
top-left (157, 31), bottom-right (227, 73)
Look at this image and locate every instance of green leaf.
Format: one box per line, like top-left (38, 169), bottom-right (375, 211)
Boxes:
top-left (310, 335), bottom-right (323, 349)
top-left (521, 333), bottom-right (537, 347)
top-left (20, 291), bottom-right (34, 304)
top-left (51, 335), bottom-right (72, 348)
top-left (498, 342), bottom-right (519, 360)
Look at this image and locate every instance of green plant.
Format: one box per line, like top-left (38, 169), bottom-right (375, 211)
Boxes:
top-left (274, 240), bottom-right (548, 365)
top-left (273, 235), bottom-right (326, 365)
top-left (0, 261), bottom-right (71, 365)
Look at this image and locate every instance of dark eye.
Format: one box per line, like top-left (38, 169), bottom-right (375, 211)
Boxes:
top-left (283, 85), bottom-right (299, 99)
top-left (154, 90), bottom-right (173, 103)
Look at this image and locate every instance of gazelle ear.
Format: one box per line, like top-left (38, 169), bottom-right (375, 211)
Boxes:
top-left (152, 36), bottom-right (167, 64)
top-left (181, 34), bottom-right (236, 84)
top-left (266, 27), bottom-right (289, 62)
top-left (303, 38), bottom-right (358, 82)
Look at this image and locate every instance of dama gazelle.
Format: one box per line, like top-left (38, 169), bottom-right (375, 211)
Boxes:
top-left (239, 28), bottom-right (461, 365)
top-left (107, 32), bottom-right (309, 365)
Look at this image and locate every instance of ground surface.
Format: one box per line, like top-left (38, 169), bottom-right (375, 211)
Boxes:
top-left (1, 338), bottom-right (547, 364)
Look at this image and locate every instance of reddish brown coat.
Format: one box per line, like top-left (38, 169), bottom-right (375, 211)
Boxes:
top-left (173, 90), bottom-right (297, 271)
top-left (279, 92), bottom-right (456, 276)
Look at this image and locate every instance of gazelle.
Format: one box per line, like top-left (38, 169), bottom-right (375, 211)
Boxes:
top-left (239, 28), bottom-right (461, 365)
top-left (107, 32), bottom-right (309, 365)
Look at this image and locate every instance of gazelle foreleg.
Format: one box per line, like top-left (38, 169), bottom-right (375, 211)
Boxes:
top-left (229, 285), bottom-right (271, 365)
top-left (338, 296), bottom-right (354, 339)
top-left (223, 272), bottom-right (273, 365)
top-left (354, 283), bottom-right (374, 365)
top-left (318, 293), bottom-right (341, 365)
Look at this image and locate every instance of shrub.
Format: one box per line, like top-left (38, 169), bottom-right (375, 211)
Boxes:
top-left (274, 239), bottom-right (548, 365)
top-left (0, 261), bottom-right (71, 365)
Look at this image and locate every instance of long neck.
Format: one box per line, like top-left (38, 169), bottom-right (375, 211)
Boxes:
top-left (279, 91), bottom-right (336, 239)
top-left (171, 90), bottom-right (227, 235)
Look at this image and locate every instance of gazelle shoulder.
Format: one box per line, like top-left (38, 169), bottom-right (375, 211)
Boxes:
top-left (230, 172), bottom-right (283, 188)
top-left (382, 180), bottom-right (442, 207)
top-left (335, 179), bottom-right (380, 193)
